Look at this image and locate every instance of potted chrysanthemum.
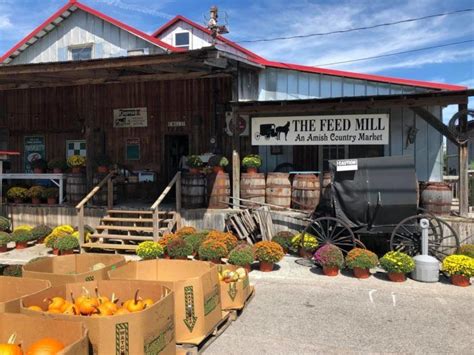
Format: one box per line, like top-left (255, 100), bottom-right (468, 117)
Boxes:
top-left (345, 248), bottom-right (378, 279)
top-left (136, 241), bottom-right (164, 260)
top-left (254, 241), bottom-right (284, 272)
top-left (380, 251), bottom-right (415, 282)
top-left (313, 244), bottom-right (344, 276)
top-left (442, 254), bottom-right (474, 287)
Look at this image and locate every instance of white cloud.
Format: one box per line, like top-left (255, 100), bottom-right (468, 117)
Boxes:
top-left (92, 0), bottom-right (174, 20)
top-left (0, 15), bottom-right (12, 30)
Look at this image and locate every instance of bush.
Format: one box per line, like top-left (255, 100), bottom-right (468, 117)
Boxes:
top-left (242, 154), bottom-right (262, 169)
top-left (45, 234), bottom-right (59, 248)
top-left (206, 231), bottom-right (238, 253)
top-left (0, 216), bottom-right (11, 232)
top-left (272, 231), bottom-right (294, 252)
top-left (48, 158), bottom-right (67, 170)
top-left (176, 226), bottom-right (197, 237)
top-left (198, 239), bottom-right (228, 261)
top-left (6, 187), bottom-right (28, 201)
top-left (0, 232), bottom-right (10, 246)
top-left (11, 230), bottom-right (34, 243)
top-left (254, 241), bottom-right (284, 264)
top-left (30, 158), bottom-right (47, 170)
top-left (228, 245), bottom-right (254, 266)
top-left (2, 265), bottom-right (22, 277)
top-left (27, 186), bottom-right (45, 199)
top-left (442, 255), bottom-right (474, 277)
top-left (42, 187), bottom-right (59, 199)
top-left (183, 232), bottom-right (208, 253)
top-left (187, 155), bottom-right (203, 168)
top-left (345, 248), bottom-right (378, 269)
top-left (31, 225), bottom-right (52, 241)
top-left (291, 232), bottom-right (318, 252)
top-left (67, 155), bottom-right (86, 168)
top-left (314, 244), bottom-right (344, 268)
top-left (380, 251), bottom-right (415, 274)
top-left (167, 238), bottom-right (193, 258)
top-left (158, 233), bottom-right (179, 254)
top-left (55, 234), bottom-right (79, 251)
top-left (136, 241), bottom-right (164, 260)
top-left (457, 244), bottom-right (474, 258)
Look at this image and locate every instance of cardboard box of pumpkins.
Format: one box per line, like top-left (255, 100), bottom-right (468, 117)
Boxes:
top-left (21, 279), bottom-right (176, 355)
top-left (0, 313), bottom-right (88, 355)
top-left (108, 259), bottom-right (222, 345)
top-left (22, 254), bottom-right (126, 286)
top-left (217, 265), bottom-right (253, 311)
top-left (0, 276), bottom-right (51, 313)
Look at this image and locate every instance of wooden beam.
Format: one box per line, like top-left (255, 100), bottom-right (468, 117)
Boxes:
top-left (231, 68), bottom-right (240, 210)
top-left (410, 107), bottom-right (460, 146)
top-left (458, 104), bottom-right (469, 217)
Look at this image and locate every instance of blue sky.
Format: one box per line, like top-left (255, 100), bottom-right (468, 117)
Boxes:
top-left (0, 0), bottom-right (473, 119)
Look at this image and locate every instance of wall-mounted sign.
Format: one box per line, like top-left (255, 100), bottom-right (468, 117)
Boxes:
top-left (251, 114), bottom-right (389, 146)
top-left (66, 140), bottom-right (86, 158)
top-left (113, 107), bottom-right (147, 128)
top-left (125, 138), bottom-right (140, 160)
top-left (336, 159), bottom-right (358, 171)
top-left (24, 136), bottom-right (45, 172)
top-left (168, 121), bottom-right (186, 127)
top-left (225, 113), bottom-right (249, 136)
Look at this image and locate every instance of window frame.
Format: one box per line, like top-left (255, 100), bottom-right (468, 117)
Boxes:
top-left (68, 43), bottom-right (94, 61)
top-left (174, 32), bottom-right (190, 49)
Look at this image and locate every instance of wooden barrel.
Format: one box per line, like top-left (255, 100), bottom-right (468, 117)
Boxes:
top-left (66, 174), bottom-right (87, 204)
top-left (266, 173), bottom-right (291, 210)
top-left (291, 174), bottom-right (320, 212)
top-left (182, 173), bottom-right (206, 209)
top-left (92, 174), bottom-right (118, 206)
top-left (207, 173), bottom-right (230, 209)
top-left (419, 181), bottom-right (452, 215)
top-left (241, 173), bottom-right (266, 208)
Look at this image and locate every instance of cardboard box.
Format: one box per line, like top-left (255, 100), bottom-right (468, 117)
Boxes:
top-left (0, 276), bottom-right (51, 313)
top-left (217, 265), bottom-right (252, 310)
top-left (109, 260), bottom-right (222, 345)
top-left (21, 279), bottom-right (175, 355)
top-left (0, 313), bottom-right (89, 355)
top-left (22, 253), bottom-right (126, 286)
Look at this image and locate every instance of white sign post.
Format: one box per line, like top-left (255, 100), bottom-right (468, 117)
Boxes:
top-left (113, 107), bottom-right (148, 128)
top-left (251, 114), bottom-right (389, 146)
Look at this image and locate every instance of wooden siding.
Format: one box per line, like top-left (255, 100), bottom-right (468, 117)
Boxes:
top-left (10, 9), bottom-right (164, 65)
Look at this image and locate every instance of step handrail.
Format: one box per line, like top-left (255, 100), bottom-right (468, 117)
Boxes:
top-left (76, 170), bottom-right (116, 250)
top-left (150, 171), bottom-right (182, 240)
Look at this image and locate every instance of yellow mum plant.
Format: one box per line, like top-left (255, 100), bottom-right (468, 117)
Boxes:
top-left (442, 255), bottom-right (474, 277)
top-left (67, 155), bottom-right (86, 167)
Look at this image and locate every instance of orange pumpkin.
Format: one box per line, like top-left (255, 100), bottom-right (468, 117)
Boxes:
top-left (125, 290), bottom-right (144, 313)
top-left (26, 338), bottom-right (64, 355)
top-left (27, 306), bottom-right (43, 312)
top-left (0, 334), bottom-right (23, 355)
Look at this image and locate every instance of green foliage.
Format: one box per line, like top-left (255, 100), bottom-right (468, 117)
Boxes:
top-left (11, 230), bottom-right (34, 243)
top-left (228, 245), bottom-right (254, 266)
top-left (242, 154), bottom-right (262, 168)
top-left (208, 155), bottom-right (229, 167)
top-left (27, 186), bottom-right (45, 199)
top-left (0, 216), bottom-right (11, 232)
top-left (183, 233), bottom-right (208, 253)
top-left (48, 158), bottom-right (67, 170)
top-left (6, 187), bottom-right (28, 201)
top-left (380, 251), bottom-right (415, 274)
top-left (198, 239), bottom-right (228, 261)
top-left (167, 238), bottom-right (193, 258)
top-left (457, 244), bottom-right (474, 258)
top-left (187, 155), bottom-right (204, 168)
top-left (345, 248), bottom-right (379, 269)
top-left (30, 158), bottom-right (47, 170)
top-left (31, 225), bottom-right (52, 240)
top-left (54, 234), bottom-right (79, 251)
top-left (0, 232), bottom-right (11, 246)
top-left (42, 187), bottom-right (59, 199)
top-left (136, 241), bottom-right (164, 260)
top-left (272, 231), bottom-right (294, 252)
top-left (2, 265), bottom-right (22, 277)
top-left (45, 234), bottom-right (59, 248)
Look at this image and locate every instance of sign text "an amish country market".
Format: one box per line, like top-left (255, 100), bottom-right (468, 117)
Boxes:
top-left (251, 114), bottom-right (389, 145)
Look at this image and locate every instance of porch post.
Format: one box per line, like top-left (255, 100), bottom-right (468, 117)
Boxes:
top-left (231, 67), bottom-right (240, 210)
top-left (458, 104), bottom-right (469, 217)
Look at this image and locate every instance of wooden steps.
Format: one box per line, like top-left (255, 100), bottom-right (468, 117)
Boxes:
top-left (107, 210), bottom-right (155, 215)
top-left (82, 242), bottom-right (138, 251)
top-left (89, 234), bottom-right (155, 242)
top-left (96, 225), bottom-right (154, 232)
top-left (101, 217), bottom-right (153, 223)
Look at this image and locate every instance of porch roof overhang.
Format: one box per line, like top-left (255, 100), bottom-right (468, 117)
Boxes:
top-left (232, 89), bottom-right (473, 146)
top-left (0, 48), bottom-right (249, 90)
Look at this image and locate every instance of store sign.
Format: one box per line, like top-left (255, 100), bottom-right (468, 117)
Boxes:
top-left (168, 121), bottom-right (186, 127)
top-left (113, 107), bottom-right (147, 128)
top-left (251, 114), bottom-right (389, 146)
top-left (24, 136), bottom-right (45, 173)
top-left (336, 159), bottom-right (358, 171)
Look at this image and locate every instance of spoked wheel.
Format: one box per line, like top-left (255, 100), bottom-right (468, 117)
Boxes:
top-left (390, 213), bottom-right (459, 261)
top-left (304, 216), bottom-right (357, 254)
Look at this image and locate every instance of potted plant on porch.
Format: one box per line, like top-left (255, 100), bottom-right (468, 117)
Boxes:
top-left (0, 216), bottom-right (11, 232)
top-left (313, 244), bottom-right (344, 276)
top-left (6, 187), bottom-right (28, 204)
top-left (67, 155), bottom-right (86, 174)
top-left (30, 158), bottom-right (48, 173)
top-left (198, 238), bottom-right (228, 264)
top-left (380, 251), bottom-right (415, 282)
top-left (187, 155), bottom-right (204, 174)
top-left (242, 154), bottom-right (262, 174)
top-left (27, 186), bottom-right (45, 205)
top-left (272, 231), bottom-right (294, 254)
top-left (95, 154), bottom-right (112, 173)
top-left (136, 241), bottom-right (164, 260)
top-left (254, 240), bottom-right (284, 272)
top-left (208, 155), bottom-right (229, 174)
top-left (48, 158), bottom-right (67, 173)
top-left (43, 187), bottom-right (59, 205)
top-left (167, 238), bottom-right (193, 260)
top-left (345, 248), bottom-right (378, 279)
top-left (183, 232), bottom-right (207, 257)
top-left (31, 225), bottom-right (52, 244)
top-left (442, 254), bottom-right (474, 287)
top-left (291, 232), bottom-right (318, 258)
top-left (55, 234), bottom-right (79, 255)
top-left (0, 232), bottom-right (11, 253)
top-left (11, 229), bottom-right (34, 249)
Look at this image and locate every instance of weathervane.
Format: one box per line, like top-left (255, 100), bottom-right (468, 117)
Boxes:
top-left (207, 6), bottom-right (229, 44)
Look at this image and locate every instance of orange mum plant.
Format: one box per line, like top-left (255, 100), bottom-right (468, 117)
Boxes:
top-left (176, 226), bottom-right (197, 237)
top-left (254, 241), bottom-right (284, 264)
top-left (206, 230), bottom-right (238, 252)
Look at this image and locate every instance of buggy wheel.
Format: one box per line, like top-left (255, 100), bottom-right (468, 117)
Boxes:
top-left (390, 214), bottom-right (459, 261)
top-left (304, 217), bottom-right (357, 254)
top-left (255, 132), bottom-right (261, 140)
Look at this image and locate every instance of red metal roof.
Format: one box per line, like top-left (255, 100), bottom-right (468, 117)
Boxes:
top-left (153, 16), bottom-right (467, 92)
top-left (0, 0), bottom-right (183, 64)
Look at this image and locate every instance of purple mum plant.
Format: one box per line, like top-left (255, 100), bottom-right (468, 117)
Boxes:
top-left (313, 244), bottom-right (344, 268)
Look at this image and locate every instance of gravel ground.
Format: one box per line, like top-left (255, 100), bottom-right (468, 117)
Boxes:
top-left (205, 256), bottom-right (474, 355)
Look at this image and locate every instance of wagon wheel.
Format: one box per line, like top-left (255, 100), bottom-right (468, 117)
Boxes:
top-left (254, 132), bottom-right (261, 140)
top-left (390, 213), bottom-right (459, 261)
top-left (304, 216), bottom-right (357, 254)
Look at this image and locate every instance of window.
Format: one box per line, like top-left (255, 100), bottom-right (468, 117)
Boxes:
top-left (128, 48), bottom-right (149, 56)
top-left (70, 46), bottom-right (92, 61)
top-left (175, 32), bottom-right (190, 49)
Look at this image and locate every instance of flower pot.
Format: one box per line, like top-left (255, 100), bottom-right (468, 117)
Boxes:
top-left (210, 258), bottom-right (222, 264)
top-left (97, 166), bottom-right (109, 174)
top-left (387, 272), bottom-right (406, 282)
top-left (52, 248), bottom-right (60, 256)
top-left (353, 267), bottom-right (371, 279)
top-left (60, 249), bottom-right (74, 255)
top-left (71, 167), bottom-right (82, 174)
top-left (14, 198), bottom-right (23, 204)
top-left (322, 266), bottom-right (339, 276)
top-left (174, 256), bottom-right (188, 260)
top-left (15, 241), bottom-right (28, 249)
top-left (47, 197), bottom-right (57, 205)
top-left (451, 274), bottom-right (470, 287)
top-left (213, 166), bottom-right (224, 174)
top-left (33, 168), bottom-right (43, 174)
top-left (259, 261), bottom-right (274, 272)
top-left (0, 245), bottom-right (8, 253)
top-left (189, 168), bottom-right (200, 175)
top-left (31, 197), bottom-right (41, 205)
top-left (246, 167), bottom-right (258, 174)
top-left (243, 264), bottom-right (252, 273)
top-left (298, 248), bottom-right (313, 259)
top-left (53, 168), bottom-right (62, 174)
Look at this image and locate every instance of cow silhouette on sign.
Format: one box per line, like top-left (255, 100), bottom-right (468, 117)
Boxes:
top-left (276, 121), bottom-right (290, 141)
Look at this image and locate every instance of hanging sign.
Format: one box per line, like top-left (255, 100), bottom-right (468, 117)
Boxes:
top-left (113, 107), bottom-right (148, 128)
top-left (336, 159), bottom-right (358, 171)
top-left (251, 114), bottom-right (389, 146)
top-left (125, 138), bottom-right (140, 160)
top-left (24, 136), bottom-right (45, 173)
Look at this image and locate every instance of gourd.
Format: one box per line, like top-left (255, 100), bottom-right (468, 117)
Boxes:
top-left (26, 338), bottom-right (64, 355)
top-left (0, 334), bottom-right (22, 355)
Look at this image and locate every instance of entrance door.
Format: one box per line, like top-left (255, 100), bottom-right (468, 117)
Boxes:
top-left (164, 135), bottom-right (189, 182)
top-left (319, 145), bottom-right (349, 171)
